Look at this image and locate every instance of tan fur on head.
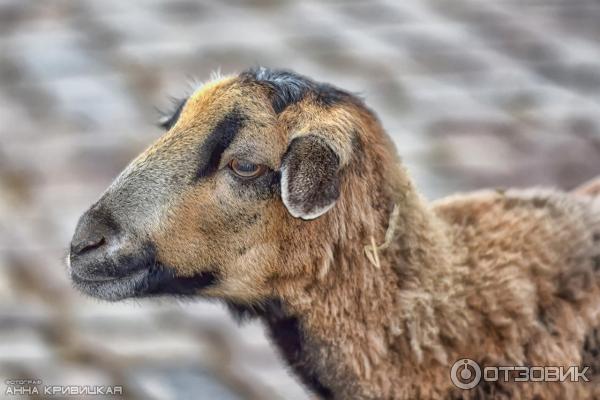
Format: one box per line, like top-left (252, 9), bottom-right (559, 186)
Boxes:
top-left (147, 73), bottom-right (373, 303)
top-left (70, 67), bottom-right (600, 399)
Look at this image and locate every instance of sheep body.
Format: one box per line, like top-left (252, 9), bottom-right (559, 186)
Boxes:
top-left (68, 68), bottom-right (600, 399)
top-left (267, 181), bottom-right (600, 399)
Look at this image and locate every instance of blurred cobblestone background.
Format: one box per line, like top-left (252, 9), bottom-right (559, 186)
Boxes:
top-left (1, 0), bottom-right (600, 399)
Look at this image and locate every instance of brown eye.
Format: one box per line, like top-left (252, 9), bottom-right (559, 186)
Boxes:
top-left (229, 159), bottom-right (267, 179)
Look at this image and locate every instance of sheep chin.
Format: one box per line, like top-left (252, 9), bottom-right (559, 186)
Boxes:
top-left (71, 262), bottom-right (218, 301)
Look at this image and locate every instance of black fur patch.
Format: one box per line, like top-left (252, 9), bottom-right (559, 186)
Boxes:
top-left (159, 97), bottom-right (187, 130)
top-left (143, 265), bottom-right (218, 296)
top-left (240, 66), bottom-right (355, 114)
top-left (225, 299), bottom-right (334, 399)
top-left (196, 109), bottom-right (246, 180)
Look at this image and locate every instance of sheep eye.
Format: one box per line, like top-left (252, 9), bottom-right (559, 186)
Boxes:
top-left (229, 159), bottom-right (267, 179)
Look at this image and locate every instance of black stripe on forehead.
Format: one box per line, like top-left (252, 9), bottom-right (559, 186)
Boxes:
top-left (240, 66), bottom-right (354, 114)
top-left (196, 109), bottom-right (246, 180)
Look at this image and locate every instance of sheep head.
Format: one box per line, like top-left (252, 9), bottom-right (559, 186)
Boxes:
top-left (68, 67), bottom-right (397, 303)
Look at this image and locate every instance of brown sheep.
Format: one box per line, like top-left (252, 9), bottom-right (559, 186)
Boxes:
top-left (68, 67), bottom-right (600, 399)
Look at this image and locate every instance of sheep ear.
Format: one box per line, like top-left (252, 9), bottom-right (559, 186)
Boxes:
top-left (158, 97), bottom-right (187, 131)
top-left (280, 135), bottom-right (341, 220)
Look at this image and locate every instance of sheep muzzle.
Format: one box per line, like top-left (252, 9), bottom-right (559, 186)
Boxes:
top-left (69, 206), bottom-right (218, 301)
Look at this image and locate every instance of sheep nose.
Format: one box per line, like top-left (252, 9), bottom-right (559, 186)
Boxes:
top-left (70, 206), bottom-right (118, 259)
top-left (71, 234), bottom-right (106, 255)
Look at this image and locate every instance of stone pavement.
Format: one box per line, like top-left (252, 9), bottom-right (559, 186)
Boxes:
top-left (0, 0), bottom-right (599, 398)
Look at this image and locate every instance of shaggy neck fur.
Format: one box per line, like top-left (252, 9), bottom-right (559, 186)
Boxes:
top-left (263, 145), bottom-right (472, 399)
top-left (246, 140), bottom-right (600, 400)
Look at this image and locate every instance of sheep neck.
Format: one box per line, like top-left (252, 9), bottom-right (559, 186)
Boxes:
top-left (270, 175), bottom-right (462, 398)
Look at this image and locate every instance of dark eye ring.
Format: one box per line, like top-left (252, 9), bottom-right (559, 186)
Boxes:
top-left (229, 159), bottom-right (267, 179)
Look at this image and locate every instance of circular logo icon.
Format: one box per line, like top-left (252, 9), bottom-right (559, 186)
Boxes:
top-left (450, 358), bottom-right (482, 389)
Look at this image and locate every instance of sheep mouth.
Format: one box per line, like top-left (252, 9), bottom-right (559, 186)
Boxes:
top-left (71, 263), bottom-right (218, 301)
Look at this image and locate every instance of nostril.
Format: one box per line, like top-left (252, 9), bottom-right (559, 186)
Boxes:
top-left (72, 236), bottom-right (106, 255)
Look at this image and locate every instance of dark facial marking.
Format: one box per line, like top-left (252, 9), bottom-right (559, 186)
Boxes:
top-left (196, 109), bottom-right (246, 180)
top-left (71, 240), bottom-right (219, 300)
top-left (225, 299), bottom-right (334, 399)
top-left (143, 265), bottom-right (218, 296)
top-left (159, 97), bottom-right (188, 130)
top-left (240, 66), bottom-right (356, 114)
